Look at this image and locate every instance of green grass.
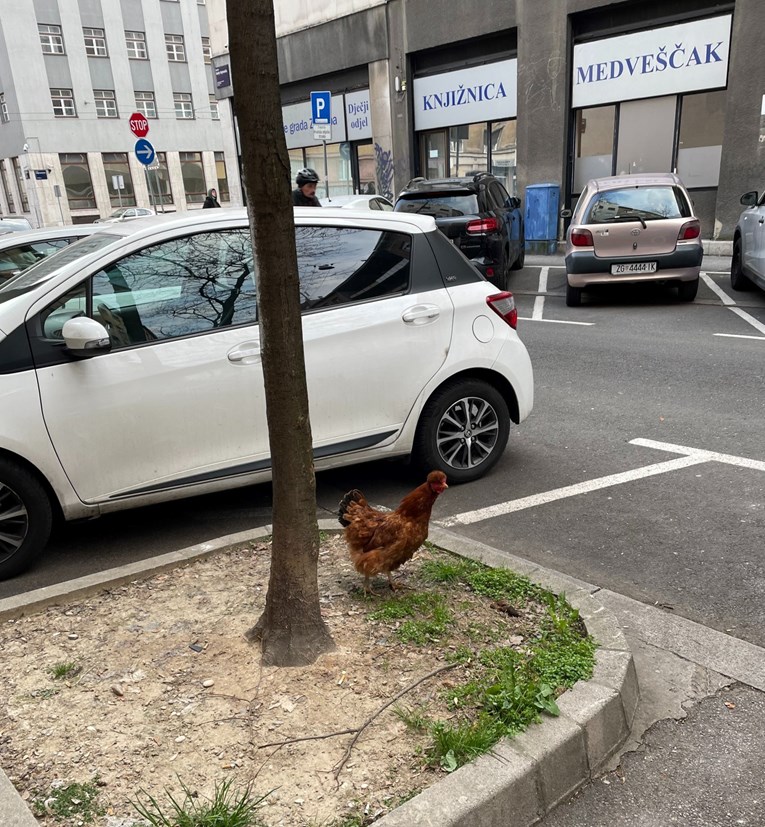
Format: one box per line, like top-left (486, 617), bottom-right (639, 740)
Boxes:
top-left (131, 777), bottom-right (268, 827)
top-left (32, 778), bottom-right (104, 823)
top-left (369, 592), bottom-right (452, 645)
top-left (48, 661), bottom-right (81, 681)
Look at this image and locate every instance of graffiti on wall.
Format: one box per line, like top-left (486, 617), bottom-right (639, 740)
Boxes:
top-left (374, 143), bottom-right (394, 202)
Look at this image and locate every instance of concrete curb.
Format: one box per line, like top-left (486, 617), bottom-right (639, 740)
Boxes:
top-left (0, 522), bottom-right (638, 826)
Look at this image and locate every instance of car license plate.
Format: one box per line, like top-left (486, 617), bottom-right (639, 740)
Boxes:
top-left (611, 262), bottom-right (658, 275)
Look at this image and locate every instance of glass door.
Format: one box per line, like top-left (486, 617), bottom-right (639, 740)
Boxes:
top-left (615, 96), bottom-right (676, 176)
top-left (419, 130), bottom-right (448, 179)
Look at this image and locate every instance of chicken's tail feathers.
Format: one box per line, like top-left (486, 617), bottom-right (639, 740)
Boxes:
top-left (338, 489), bottom-right (365, 526)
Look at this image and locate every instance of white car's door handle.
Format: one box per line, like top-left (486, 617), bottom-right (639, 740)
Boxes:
top-left (228, 345), bottom-right (261, 362)
top-left (402, 304), bottom-right (440, 324)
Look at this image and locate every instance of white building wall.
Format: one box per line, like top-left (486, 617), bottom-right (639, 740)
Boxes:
top-left (274, 0), bottom-right (387, 37)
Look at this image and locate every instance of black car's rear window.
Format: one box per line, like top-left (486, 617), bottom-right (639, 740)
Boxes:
top-left (585, 186), bottom-right (691, 224)
top-left (395, 193), bottom-right (479, 218)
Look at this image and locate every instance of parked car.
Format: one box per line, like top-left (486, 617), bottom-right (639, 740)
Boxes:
top-left (96, 206), bottom-right (156, 223)
top-left (562, 173), bottom-right (703, 307)
top-left (731, 188), bottom-right (765, 293)
top-left (0, 216), bottom-right (34, 235)
top-left (0, 208), bottom-right (533, 578)
top-left (320, 194), bottom-right (394, 210)
top-left (394, 173), bottom-right (525, 290)
top-left (0, 225), bottom-right (102, 285)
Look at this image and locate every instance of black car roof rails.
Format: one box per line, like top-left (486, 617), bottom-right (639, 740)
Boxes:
top-left (472, 171), bottom-right (491, 183)
top-left (405, 176), bottom-right (428, 188)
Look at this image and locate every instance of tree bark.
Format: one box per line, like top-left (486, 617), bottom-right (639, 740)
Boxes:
top-left (227, 0), bottom-right (335, 665)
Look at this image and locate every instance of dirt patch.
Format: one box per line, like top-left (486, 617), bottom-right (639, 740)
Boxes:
top-left (1, 535), bottom-right (560, 827)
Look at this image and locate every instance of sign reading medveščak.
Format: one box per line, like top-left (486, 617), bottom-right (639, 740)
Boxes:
top-left (572, 15), bottom-right (732, 108)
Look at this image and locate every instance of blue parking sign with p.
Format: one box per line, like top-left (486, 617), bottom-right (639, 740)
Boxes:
top-left (311, 91), bottom-right (331, 125)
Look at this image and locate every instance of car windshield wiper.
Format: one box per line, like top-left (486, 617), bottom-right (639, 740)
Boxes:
top-left (614, 212), bottom-right (648, 229)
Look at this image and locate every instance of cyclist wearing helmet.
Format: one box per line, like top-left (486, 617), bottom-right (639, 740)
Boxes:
top-left (292, 168), bottom-right (322, 207)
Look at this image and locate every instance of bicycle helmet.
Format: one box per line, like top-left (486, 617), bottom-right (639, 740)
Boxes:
top-left (296, 168), bottom-right (319, 187)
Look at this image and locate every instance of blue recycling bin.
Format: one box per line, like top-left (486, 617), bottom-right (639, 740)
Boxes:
top-left (524, 183), bottom-right (560, 255)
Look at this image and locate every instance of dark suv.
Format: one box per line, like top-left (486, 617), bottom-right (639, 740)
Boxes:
top-left (394, 173), bottom-right (525, 289)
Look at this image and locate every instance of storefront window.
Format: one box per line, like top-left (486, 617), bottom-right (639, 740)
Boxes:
top-left (356, 143), bottom-right (376, 194)
top-left (449, 123), bottom-right (487, 179)
top-left (677, 90), bottom-right (726, 188)
top-left (180, 151), bottom-right (206, 204)
top-left (59, 153), bottom-right (96, 209)
top-left (304, 144), bottom-right (352, 196)
top-left (490, 120), bottom-right (517, 194)
top-left (103, 152), bottom-right (136, 207)
top-left (146, 152), bottom-right (173, 206)
top-left (421, 131), bottom-right (447, 179)
top-left (288, 149), bottom-right (304, 187)
top-left (573, 106), bottom-right (615, 193)
top-left (615, 96), bottom-right (676, 177)
top-left (215, 152), bottom-right (230, 202)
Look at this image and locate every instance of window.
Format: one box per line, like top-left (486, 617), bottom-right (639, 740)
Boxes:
top-left (51, 88), bottom-right (76, 117)
top-left (174, 92), bottom-right (194, 119)
top-left (76, 231), bottom-right (257, 347)
top-left (125, 30), bottom-right (147, 60)
top-left (59, 153), bottom-right (96, 209)
top-left (209, 95), bottom-right (219, 120)
top-left (490, 119), bottom-right (517, 195)
top-left (305, 144), bottom-right (352, 196)
top-left (83, 27), bottom-right (107, 57)
top-left (103, 153), bottom-right (136, 207)
top-left (165, 34), bottom-right (186, 62)
top-left (180, 151), bottom-right (206, 203)
top-left (94, 90), bottom-right (118, 118)
top-left (147, 152), bottom-right (173, 205)
top-left (39, 24), bottom-right (65, 55)
top-left (573, 105), bottom-right (615, 193)
top-left (0, 238), bottom-right (75, 281)
top-left (615, 96), bottom-right (676, 177)
top-left (0, 93), bottom-right (8, 123)
top-left (11, 158), bottom-right (29, 212)
top-left (0, 161), bottom-right (15, 212)
top-left (295, 227), bottom-right (411, 311)
top-left (135, 91), bottom-right (157, 119)
top-left (201, 37), bottom-right (211, 63)
top-left (677, 90), bottom-right (726, 189)
top-left (215, 152), bottom-right (229, 202)
top-left (396, 193), bottom-right (479, 217)
top-left (449, 123), bottom-right (487, 179)
top-left (584, 186), bottom-right (691, 224)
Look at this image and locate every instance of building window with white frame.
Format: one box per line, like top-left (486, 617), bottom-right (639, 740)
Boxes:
top-left (39, 24), bottom-right (65, 55)
top-left (59, 153), bottom-right (96, 209)
top-left (174, 92), bottom-right (194, 119)
top-left (0, 93), bottom-right (8, 124)
top-left (209, 95), bottom-right (219, 120)
top-left (94, 90), bottom-right (118, 118)
top-left (201, 37), bottom-right (211, 64)
top-left (135, 91), bottom-right (157, 119)
top-left (165, 34), bottom-right (186, 62)
top-left (51, 88), bottom-right (76, 117)
top-left (83, 27), bottom-right (108, 57)
top-left (125, 30), bottom-right (147, 60)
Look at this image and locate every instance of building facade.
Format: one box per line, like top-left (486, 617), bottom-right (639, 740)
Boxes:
top-left (0, 0), bottom-right (242, 227)
top-left (211, 0), bottom-right (762, 240)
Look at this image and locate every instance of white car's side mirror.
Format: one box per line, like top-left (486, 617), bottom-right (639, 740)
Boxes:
top-left (62, 317), bottom-right (111, 358)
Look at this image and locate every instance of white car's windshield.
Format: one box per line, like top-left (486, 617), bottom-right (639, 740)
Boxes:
top-left (0, 234), bottom-right (118, 304)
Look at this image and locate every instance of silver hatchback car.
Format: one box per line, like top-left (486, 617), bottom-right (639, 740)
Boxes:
top-left (562, 173), bottom-right (703, 307)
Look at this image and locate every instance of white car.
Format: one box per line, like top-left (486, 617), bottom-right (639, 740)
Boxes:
top-left (97, 206), bottom-right (156, 223)
top-left (731, 188), bottom-right (765, 293)
top-left (320, 194), bottom-right (394, 211)
top-left (0, 208), bottom-right (533, 578)
top-left (0, 225), bottom-right (102, 285)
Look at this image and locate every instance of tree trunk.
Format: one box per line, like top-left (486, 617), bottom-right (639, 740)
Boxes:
top-left (227, 0), bottom-right (335, 666)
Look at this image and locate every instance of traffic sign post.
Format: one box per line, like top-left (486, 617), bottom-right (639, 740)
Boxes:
top-left (311, 91), bottom-right (332, 198)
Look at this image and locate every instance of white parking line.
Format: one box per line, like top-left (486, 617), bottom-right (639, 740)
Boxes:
top-left (701, 272), bottom-right (765, 340)
top-left (518, 317), bottom-right (595, 326)
top-left (441, 438), bottom-right (765, 527)
top-left (520, 265), bottom-right (595, 326)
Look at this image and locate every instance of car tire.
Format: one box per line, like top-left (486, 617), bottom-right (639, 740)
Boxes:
top-left (495, 253), bottom-right (510, 291)
top-left (412, 379), bottom-right (510, 484)
top-left (566, 281), bottom-right (582, 307)
top-left (0, 458), bottom-right (53, 580)
top-left (677, 277), bottom-right (699, 302)
top-left (510, 243), bottom-right (525, 271)
top-left (730, 238), bottom-right (753, 291)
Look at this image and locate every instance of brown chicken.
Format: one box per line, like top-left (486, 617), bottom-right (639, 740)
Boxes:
top-left (338, 471), bottom-right (448, 593)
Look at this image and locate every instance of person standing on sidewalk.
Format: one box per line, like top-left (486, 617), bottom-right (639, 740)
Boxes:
top-left (292, 168), bottom-right (322, 207)
top-left (203, 188), bottom-right (221, 208)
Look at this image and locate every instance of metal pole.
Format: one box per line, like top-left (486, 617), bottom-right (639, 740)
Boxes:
top-left (323, 140), bottom-right (329, 199)
top-left (144, 166), bottom-right (155, 212)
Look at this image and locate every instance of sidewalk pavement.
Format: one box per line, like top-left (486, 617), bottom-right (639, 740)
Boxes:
top-left (1, 523), bottom-right (763, 826)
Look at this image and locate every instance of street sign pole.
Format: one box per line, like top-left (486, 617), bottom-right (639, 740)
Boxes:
top-left (323, 141), bottom-right (329, 199)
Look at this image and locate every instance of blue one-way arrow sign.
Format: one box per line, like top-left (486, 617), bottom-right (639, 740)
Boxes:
top-left (134, 138), bottom-right (156, 166)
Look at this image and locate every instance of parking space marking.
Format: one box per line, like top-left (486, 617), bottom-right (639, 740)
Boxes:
top-left (441, 438), bottom-right (765, 527)
top-left (700, 273), bottom-right (765, 340)
top-left (519, 265), bottom-right (595, 326)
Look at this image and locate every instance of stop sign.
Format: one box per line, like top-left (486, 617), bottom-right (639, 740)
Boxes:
top-left (129, 112), bottom-right (149, 138)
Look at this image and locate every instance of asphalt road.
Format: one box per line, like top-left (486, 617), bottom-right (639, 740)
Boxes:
top-left (3, 254), bottom-right (764, 652)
